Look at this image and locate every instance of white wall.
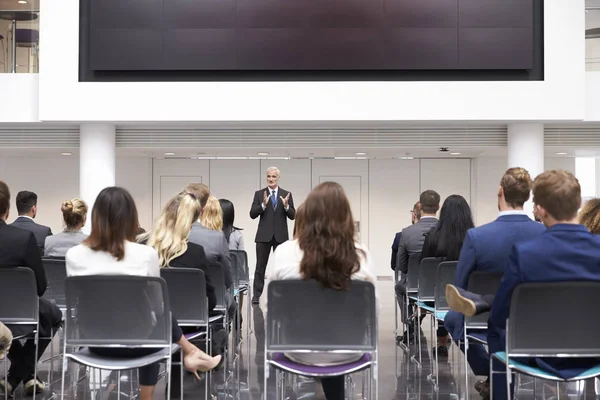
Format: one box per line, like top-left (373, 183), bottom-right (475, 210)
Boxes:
top-left (37, 0), bottom-right (585, 122)
top-left (0, 74), bottom-right (38, 122)
top-left (586, 72), bottom-right (600, 121)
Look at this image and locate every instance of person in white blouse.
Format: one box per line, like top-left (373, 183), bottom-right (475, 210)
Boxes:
top-left (261, 182), bottom-right (379, 400)
top-left (66, 187), bottom-right (220, 400)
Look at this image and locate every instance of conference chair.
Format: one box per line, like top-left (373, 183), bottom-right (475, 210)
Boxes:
top-left (427, 261), bottom-right (457, 392)
top-left (160, 268), bottom-right (212, 400)
top-left (411, 257), bottom-right (443, 369)
top-left (462, 271), bottom-right (503, 400)
top-left (265, 279), bottom-right (378, 400)
top-left (0, 268), bottom-right (40, 400)
top-left (395, 253), bottom-right (420, 353)
top-left (490, 281), bottom-right (600, 400)
top-left (61, 276), bottom-right (176, 400)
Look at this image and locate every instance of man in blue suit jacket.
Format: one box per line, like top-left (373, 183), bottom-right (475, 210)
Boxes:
top-left (391, 202), bottom-right (421, 272)
top-left (489, 170), bottom-right (600, 400)
top-left (444, 168), bottom-right (546, 393)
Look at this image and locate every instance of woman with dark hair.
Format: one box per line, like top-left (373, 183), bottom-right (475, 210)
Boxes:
top-left (66, 187), bottom-right (220, 400)
top-left (421, 194), bottom-right (474, 356)
top-left (218, 199), bottom-right (244, 250)
top-left (261, 182), bottom-right (378, 400)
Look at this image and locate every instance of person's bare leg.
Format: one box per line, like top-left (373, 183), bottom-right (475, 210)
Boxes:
top-left (176, 336), bottom-right (221, 379)
top-left (139, 385), bottom-right (155, 400)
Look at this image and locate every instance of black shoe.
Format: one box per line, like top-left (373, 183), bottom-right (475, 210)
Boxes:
top-left (433, 345), bottom-right (449, 358)
top-left (445, 284), bottom-right (492, 317)
top-left (24, 378), bottom-right (45, 396)
top-left (251, 297), bottom-right (259, 305)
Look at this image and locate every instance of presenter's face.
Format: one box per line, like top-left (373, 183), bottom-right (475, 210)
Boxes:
top-left (266, 171), bottom-right (279, 189)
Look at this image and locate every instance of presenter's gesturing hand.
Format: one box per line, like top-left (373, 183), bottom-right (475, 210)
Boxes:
top-left (263, 190), bottom-right (270, 205)
top-left (280, 193), bottom-right (290, 209)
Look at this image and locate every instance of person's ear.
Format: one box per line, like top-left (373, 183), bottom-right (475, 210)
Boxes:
top-left (498, 186), bottom-right (503, 199)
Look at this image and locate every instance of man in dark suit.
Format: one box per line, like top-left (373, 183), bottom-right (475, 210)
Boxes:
top-left (394, 191), bottom-right (439, 341)
top-left (443, 167), bottom-right (546, 398)
top-left (488, 170), bottom-right (600, 400)
top-left (11, 191), bottom-right (52, 248)
top-left (0, 182), bottom-right (62, 396)
top-left (391, 202), bottom-right (421, 271)
top-left (250, 166), bottom-right (295, 304)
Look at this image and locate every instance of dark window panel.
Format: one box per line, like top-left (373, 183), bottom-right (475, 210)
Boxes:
top-left (384, 0), bottom-right (459, 28)
top-left (90, 0), bottom-right (162, 29)
top-left (90, 29), bottom-right (163, 70)
top-left (459, 0), bottom-right (533, 28)
top-left (306, 0), bottom-right (385, 28)
top-left (459, 28), bottom-right (533, 69)
top-left (236, 28), bottom-right (387, 70)
top-left (163, 0), bottom-right (237, 29)
top-left (384, 28), bottom-right (458, 69)
top-left (163, 29), bottom-right (237, 69)
top-left (236, 0), bottom-right (313, 28)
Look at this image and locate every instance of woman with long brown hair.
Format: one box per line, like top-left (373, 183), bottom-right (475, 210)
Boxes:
top-left (261, 182), bottom-right (378, 400)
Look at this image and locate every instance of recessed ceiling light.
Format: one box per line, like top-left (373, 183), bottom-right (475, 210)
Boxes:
top-left (400, 156), bottom-right (414, 160)
top-left (164, 152), bottom-right (175, 156)
top-left (17, 1), bottom-right (28, 4)
top-left (556, 152), bottom-right (568, 155)
top-left (257, 152), bottom-right (269, 156)
top-left (61, 152), bottom-right (72, 156)
top-left (355, 152), bottom-right (367, 156)
top-left (450, 152), bottom-right (461, 155)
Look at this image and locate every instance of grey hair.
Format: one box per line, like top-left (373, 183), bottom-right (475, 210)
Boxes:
top-left (266, 166), bottom-right (280, 176)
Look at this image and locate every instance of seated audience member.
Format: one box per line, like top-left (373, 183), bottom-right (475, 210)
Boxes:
top-left (421, 194), bottom-right (474, 355)
top-left (186, 184), bottom-right (236, 318)
top-left (142, 190), bottom-right (219, 397)
top-left (0, 322), bottom-right (12, 360)
top-left (219, 199), bottom-right (244, 251)
top-left (200, 196), bottom-right (222, 231)
top-left (11, 190), bottom-right (52, 248)
top-left (578, 198), bottom-right (600, 234)
top-left (65, 187), bottom-right (220, 400)
top-left (391, 202), bottom-right (420, 271)
top-left (261, 182), bottom-right (378, 400)
top-left (395, 190), bottom-right (440, 342)
top-left (44, 198), bottom-right (88, 257)
top-left (0, 182), bottom-right (62, 396)
top-left (443, 167), bottom-right (545, 398)
top-left (451, 170), bottom-right (600, 400)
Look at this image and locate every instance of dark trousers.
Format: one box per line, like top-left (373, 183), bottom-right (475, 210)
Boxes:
top-left (394, 280), bottom-right (448, 337)
top-left (444, 310), bottom-right (489, 376)
top-left (90, 316), bottom-right (183, 387)
top-left (253, 238), bottom-right (280, 299)
top-left (7, 298), bottom-right (62, 384)
top-left (321, 376), bottom-right (345, 400)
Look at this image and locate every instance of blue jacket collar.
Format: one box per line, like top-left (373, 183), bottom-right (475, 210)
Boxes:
top-left (547, 223), bottom-right (588, 233)
top-left (496, 214), bottom-right (533, 222)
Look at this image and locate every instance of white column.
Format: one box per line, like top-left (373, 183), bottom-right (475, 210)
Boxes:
top-left (507, 123), bottom-right (544, 217)
top-left (80, 124), bottom-right (116, 233)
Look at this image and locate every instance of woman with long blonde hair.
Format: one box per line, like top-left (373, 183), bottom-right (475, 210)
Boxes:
top-left (199, 196), bottom-right (223, 231)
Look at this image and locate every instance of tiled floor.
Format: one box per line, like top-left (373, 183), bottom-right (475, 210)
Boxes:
top-left (3, 282), bottom-right (599, 399)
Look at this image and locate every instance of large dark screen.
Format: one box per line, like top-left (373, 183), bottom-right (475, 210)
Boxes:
top-left (84, 0), bottom-right (535, 73)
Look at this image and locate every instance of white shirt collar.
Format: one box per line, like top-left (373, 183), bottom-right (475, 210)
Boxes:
top-left (498, 210), bottom-right (528, 217)
top-left (420, 216), bottom-right (437, 219)
top-left (18, 215), bottom-right (34, 221)
top-left (268, 186), bottom-right (279, 195)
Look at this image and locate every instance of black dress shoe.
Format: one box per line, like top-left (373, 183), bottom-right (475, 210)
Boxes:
top-left (445, 284), bottom-right (492, 317)
top-left (251, 297), bottom-right (259, 305)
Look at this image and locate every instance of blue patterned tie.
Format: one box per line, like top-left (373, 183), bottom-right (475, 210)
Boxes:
top-left (272, 190), bottom-right (277, 208)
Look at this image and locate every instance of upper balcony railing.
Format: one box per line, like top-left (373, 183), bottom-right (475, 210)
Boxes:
top-left (0, 0), bottom-right (39, 74)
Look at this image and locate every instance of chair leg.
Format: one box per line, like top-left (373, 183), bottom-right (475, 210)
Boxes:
top-left (33, 329), bottom-right (39, 400)
top-left (117, 371), bottom-right (121, 400)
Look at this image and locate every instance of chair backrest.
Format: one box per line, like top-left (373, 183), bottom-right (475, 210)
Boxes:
top-left (405, 253), bottom-right (421, 291)
top-left (64, 275), bottom-right (171, 347)
top-left (160, 268), bottom-right (209, 326)
top-left (507, 281), bottom-right (600, 357)
top-left (230, 250), bottom-right (249, 284)
top-left (41, 257), bottom-right (67, 309)
top-left (266, 279), bottom-right (377, 353)
top-left (0, 267), bottom-right (39, 326)
top-left (418, 258), bottom-right (443, 301)
top-left (434, 261), bottom-right (458, 310)
top-left (465, 271), bottom-right (503, 326)
top-left (204, 261), bottom-right (226, 310)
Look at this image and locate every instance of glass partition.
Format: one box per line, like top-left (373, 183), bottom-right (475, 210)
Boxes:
top-left (587, 1), bottom-right (600, 71)
top-left (0, 0), bottom-right (39, 73)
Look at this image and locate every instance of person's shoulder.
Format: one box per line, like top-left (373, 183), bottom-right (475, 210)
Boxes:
top-left (65, 243), bottom-right (88, 261)
top-left (274, 239), bottom-right (298, 256)
top-left (126, 241), bottom-right (157, 258)
top-left (187, 241), bottom-right (206, 255)
top-left (4, 223), bottom-right (35, 242)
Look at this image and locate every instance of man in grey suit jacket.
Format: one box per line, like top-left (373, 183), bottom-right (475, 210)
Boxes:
top-left (395, 190), bottom-right (440, 339)
top-left (11, 191), bottom-right (52, 248)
